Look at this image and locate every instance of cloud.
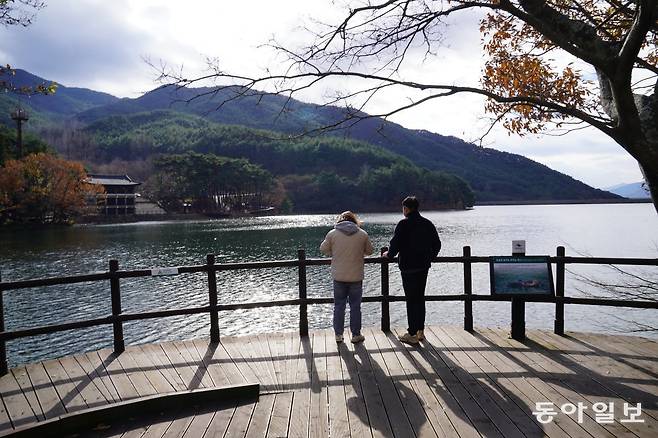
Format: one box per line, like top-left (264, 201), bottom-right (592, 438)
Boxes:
top-left (389, 97), bottom-right (642, 187)
top-left (538, 152), bottom-right (641, 188)
top-left (0, 0), bottom-right (644, 189)
top-left (0, 0), bottom-right (208, 96)
top-left (2, 1), bottom-right (150, 95)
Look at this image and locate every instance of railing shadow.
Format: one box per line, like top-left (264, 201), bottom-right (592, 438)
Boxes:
top-left (6, 328), bottom-right (658, 436)
top-left (562, 334), bottom-right (658, 380)
top-left (521, 336), bottom-right (658, 409)
top-left (410, 329), bottom-right (534, 438)
top-left (300, 334), bottom-right (320, 394)
top-left (188, 341), bottom-right (217, 391)
top-left (43, 350), bottom-right (120, 419)
top-left (338, 328), bottom-right (536, 437)
top-left (472, 330), bottom-right (658, 432)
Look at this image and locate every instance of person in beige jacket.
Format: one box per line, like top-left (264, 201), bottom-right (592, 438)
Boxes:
top-left (320, 211), bottom-right (374, 343)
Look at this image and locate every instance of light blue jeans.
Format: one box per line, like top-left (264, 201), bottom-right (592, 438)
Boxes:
top-left (333, 280), bottom-right (363, 336)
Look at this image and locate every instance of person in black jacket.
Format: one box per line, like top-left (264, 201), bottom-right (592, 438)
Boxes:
top-left (384, 196), bottom-right (441, 344)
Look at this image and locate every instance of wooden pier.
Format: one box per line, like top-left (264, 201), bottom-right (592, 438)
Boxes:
top-left (0, 326), bottom-right (656, 437)
top-left (1, 248), bottom-right (656, 436)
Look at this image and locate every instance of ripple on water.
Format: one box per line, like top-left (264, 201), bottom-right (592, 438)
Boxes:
top-left (1, 205), bottom-right (656, 367)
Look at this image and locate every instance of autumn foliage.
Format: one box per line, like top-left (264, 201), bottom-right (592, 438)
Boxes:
top-left (0, 153), bottom-right (103, 224)
top-left (480, 12), bottom-right (596, 134)
top-left (477, 0), bottom-right (658, 135)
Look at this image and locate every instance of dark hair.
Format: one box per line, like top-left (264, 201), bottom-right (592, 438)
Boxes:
top-left (402, 196), bottom-right (419, 211)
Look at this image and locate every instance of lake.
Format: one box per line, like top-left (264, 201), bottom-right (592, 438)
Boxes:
top-left (1, 203), bottom-right (656, 367)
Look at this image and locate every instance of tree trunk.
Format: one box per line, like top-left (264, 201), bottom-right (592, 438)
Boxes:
top-left (639, 160), bottom-right (658, 214)
top-left (597, 67), bottom-right (658, 213)
top-left (622, 136), bottom-right (658, 213)
top-left (636, 94), bottom-right (658, 214)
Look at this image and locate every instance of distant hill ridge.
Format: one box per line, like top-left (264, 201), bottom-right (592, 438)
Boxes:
top-left (0, 69), bottom-right (117, 121)
top-left (605, 182), bottom-right (651, 199)
top-left (0, 68), bottom-right (620, 203)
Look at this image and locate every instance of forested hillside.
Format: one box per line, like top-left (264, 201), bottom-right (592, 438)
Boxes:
top-left (0, 69), bottom-right (621, 210)
top-left (82, 111), bottom-right (475, 211)
top-left (75, 85), bottom-right (619, 202)
top-left (86, 111), bottom-right (403, 174)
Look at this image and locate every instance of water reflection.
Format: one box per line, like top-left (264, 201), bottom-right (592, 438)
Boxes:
top-left (0, 204), bottom-right (656, 366)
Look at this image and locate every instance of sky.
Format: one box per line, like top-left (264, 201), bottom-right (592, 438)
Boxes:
top-left (0, 0), bottom-right (644, 189)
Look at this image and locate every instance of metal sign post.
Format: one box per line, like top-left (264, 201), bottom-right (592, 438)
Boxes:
top-left (489, 241), bottom-right (555, 341)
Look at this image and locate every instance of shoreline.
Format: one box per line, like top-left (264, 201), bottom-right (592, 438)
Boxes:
top-left (474, 198), bottom-right (651, 206)
top-left (0, 199), bottom-right (652, 228)
top-left (74, 200), bottom-right (653, 225)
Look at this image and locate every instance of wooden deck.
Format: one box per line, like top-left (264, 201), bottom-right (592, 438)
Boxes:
top-left (0, 326), bottom-right (656, 437)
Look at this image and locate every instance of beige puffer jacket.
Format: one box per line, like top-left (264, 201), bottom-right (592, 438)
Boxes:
top-left (320, 221), bottom-right (374, 282)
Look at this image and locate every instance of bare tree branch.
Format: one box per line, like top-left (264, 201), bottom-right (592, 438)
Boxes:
top-left (618, 0), bottom-right (658, 73)
top-left (0, 0), bottom-right (44, 27)
top-left (153, 0), bottom-right (658, 212)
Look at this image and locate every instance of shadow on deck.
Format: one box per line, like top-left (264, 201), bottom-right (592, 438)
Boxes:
top-left (0, 326), bottom-right (657, 437)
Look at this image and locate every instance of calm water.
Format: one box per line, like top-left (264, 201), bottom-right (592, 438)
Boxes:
top-left (1, 204), bottom-right (656, 367)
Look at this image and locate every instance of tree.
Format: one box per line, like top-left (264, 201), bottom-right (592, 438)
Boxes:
top-left (0, 153), bottom-right (103, 224)
top-left (0, 123), bottom-right (50, 164)
top-left (160, 0), bottom-right (658, 212)
top-left (145, 152), bottom-right (274, 213)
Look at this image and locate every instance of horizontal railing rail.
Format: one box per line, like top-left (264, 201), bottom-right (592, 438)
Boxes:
top-left (0, 246), bottom-right (656, 375)
top-left (4, 256), bottom-right (656, 291)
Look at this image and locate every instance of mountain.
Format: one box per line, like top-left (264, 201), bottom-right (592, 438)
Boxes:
top-left (1, 69), bottom-right (620, 203)
top-left (81, 110), bottom-right (476, 211)
top-left (605, 182), bottom-right (650, 199)
top-left (0, 69), bottom-right (118, 126)
top-left (76, 85), bottom-right (619, 202)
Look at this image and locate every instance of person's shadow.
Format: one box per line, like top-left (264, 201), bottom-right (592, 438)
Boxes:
top-left (339, 329), bottom-right (477, 437)
top-left (338, 327), bottom-right (556, 438)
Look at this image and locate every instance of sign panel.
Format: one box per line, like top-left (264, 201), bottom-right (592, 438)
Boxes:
top-left (490, 256), bottom-right (554, 297)
top-left (150, 267), bottom-right (179, 276)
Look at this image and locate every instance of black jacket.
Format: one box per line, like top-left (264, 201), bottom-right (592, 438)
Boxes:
top-left (387, 211), bottom-right (441, 272)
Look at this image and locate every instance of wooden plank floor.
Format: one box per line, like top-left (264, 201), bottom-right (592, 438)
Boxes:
top-left (1, 326), bottom-right (657, 437)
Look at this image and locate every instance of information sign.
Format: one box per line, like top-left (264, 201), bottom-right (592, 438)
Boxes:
top-left (490, 256), bottom-right (554, 297)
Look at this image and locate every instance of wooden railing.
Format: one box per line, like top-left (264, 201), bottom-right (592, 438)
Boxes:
top-left (0, 246), bottom-right (656, 375)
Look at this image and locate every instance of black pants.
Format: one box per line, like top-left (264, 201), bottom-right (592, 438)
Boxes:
top-left (401, 269), bottom-right (429, 335)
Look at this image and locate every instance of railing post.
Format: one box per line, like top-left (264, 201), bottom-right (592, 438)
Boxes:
top-left (555, 246), bottom-right (565, 335)
top-left (380, 247), bottom-right (390, 332)
top-left (511, 298), bottom-right (526, 341)
top-left (207, 254), bottom-right (220, 343)
top-left (298, 249), bottom-right (308, 337)
top-left (0, 272), bottom-right (7, 376)
top-left (463, 246), bottom-right (473, 332)
top-left (109, 260), bottom-right (124, 354)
